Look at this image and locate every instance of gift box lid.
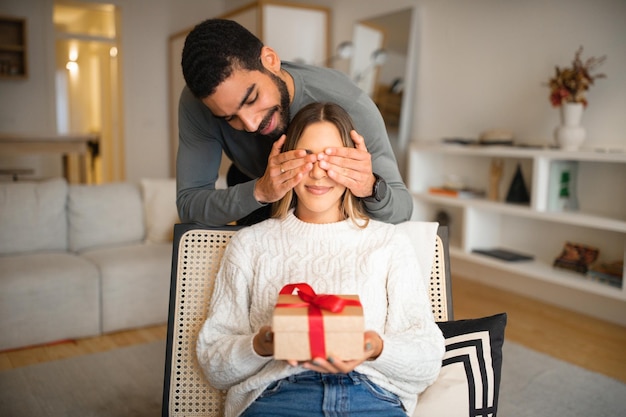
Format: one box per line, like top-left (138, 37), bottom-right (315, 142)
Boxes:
top-left (272, 294), bottom-right (363, 333)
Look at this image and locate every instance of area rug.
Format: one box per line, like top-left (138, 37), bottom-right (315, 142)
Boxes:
top-left (0, 340), bottom-right (165, 417)
top-left (499, 342), bottom-right (626, 416)
top-left (0, 339), bottom-right (624, 416)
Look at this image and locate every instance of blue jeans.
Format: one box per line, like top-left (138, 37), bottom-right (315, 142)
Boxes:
top-left (239, 371), bottom-right (407, 417)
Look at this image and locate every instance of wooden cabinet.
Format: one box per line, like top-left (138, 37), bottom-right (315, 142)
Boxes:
top-left (0, 16), bottom-right (27, 79)
top-left (408, 142), bottom-right (626, 324)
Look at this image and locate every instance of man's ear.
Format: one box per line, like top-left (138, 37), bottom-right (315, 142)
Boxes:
top-left (260, 46), bottom-right (281, 74)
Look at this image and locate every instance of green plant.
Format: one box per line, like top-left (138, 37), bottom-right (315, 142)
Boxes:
top-left (548, 46), bottom-right (606, 107)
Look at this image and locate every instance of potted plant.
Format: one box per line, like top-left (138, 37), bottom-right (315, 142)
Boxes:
top-left (548, 47), bottom-right (606, 151)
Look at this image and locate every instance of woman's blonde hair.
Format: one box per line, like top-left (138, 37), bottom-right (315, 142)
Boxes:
top-left (272, 102), bottom-right (369, 228)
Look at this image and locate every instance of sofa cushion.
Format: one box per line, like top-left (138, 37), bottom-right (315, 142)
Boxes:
top-left (0, 252), bottom-right (101, 351)
top-left (0, 178), bottom-right (68, 255)
top-left (68, 182), bottom-right (145, 252)
top-left (82, 242), bottom-right (172, 333)
top-left (140, 178), bottom-right (179, 243)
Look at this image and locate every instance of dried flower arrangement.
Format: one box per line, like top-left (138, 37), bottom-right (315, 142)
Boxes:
top-left (548, 46), bottom-right (606, 107)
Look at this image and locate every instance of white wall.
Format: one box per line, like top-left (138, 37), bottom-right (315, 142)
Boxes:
top-left (0, 0), bottom-right (227, 182)
top-left (94, 0), bottom-right (227, 181)
top-left (0, 0), bottom-right (59, 178)
top-left (117, 0), bottom-right (169, 180)
top-left (413, 0), bottom-right (626, 149)
top-left (0, 0), bottom-right (56, 133)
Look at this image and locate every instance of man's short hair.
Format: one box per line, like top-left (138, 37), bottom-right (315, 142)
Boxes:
top-left (182, 19), bottom-right (264, 99)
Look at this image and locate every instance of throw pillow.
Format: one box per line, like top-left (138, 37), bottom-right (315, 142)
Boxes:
top-left (413, 313), bottom-right (507, 417)
top-left (140, 178), bottom-right (180, 243)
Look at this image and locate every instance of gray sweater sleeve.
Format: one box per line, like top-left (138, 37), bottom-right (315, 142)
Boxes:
top-left (175, 88), bottom-right (266, 226)
top-left (349, 93), bottom-right (413, 224)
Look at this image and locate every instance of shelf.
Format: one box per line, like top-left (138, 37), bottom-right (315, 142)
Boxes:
top-left (409, 141), bottom-right (626, 323)
top-left (413, 142), bottom-right (626, 163)
top-left (0, 16), bottom-right (27, 78)
top-left (414, 193), bottom-right (626, 232)
top-left (450, 247), bottom-right (624, 301)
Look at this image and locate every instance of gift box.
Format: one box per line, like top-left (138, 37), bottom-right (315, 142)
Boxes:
top-left (272, 283), bottom-right (364, 361)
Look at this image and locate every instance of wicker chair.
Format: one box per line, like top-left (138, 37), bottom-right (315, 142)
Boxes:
top-left (162, 223), bottom-right (452, 417)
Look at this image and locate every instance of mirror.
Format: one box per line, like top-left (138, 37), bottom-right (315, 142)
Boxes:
top-left (354, 7), bottom-right (415, 175)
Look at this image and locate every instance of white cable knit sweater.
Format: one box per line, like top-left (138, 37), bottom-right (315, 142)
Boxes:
top-left (197, 213), bottom-right (445, 417)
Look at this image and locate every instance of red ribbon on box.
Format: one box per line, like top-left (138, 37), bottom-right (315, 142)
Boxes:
top-left (276, 283), bottom-right (362, 359)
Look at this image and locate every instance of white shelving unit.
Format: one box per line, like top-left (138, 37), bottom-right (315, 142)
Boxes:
top-left (408, 142), bottom-right (626, 322)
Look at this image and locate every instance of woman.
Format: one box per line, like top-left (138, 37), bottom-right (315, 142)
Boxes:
top-left (197, 102), bottom-right (444, 417)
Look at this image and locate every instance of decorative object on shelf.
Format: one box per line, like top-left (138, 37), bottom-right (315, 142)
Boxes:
top-left (554, 103), bottom-right (587, 151)
top-left (548, 160), bottom-right (579, 211)
top-left (587, 260), bottom-right (623, 288)
top-left (553, 242), bottom-right (599, 274)
top-left (547, 46), bottom-right (606, 151)
top-left (505, 164), bottom-right (530, 204)
top-left (489, 158), bottom-right (504, 201)
top-left (428, 186), bottom-right (485, 199)
top-left (479, 129), bottom-right (514, 146)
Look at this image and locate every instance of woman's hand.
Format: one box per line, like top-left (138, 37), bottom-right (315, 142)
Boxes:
top-left (286, 330), bottom-right (383, 373)
top-left (253, 326), bottom-right (274, 357)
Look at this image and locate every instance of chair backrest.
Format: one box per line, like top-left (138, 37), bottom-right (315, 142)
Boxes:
top-left (162, 223), bottom-right (452, 417)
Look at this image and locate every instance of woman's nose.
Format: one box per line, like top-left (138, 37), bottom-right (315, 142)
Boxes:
top-left (309, 161), bottom-right (327, 179)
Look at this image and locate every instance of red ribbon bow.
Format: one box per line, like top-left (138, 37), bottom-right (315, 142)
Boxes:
top-left (277, 283), bottom-right (361, 359)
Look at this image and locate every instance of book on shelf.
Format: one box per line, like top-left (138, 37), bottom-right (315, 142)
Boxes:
top-left (472, 248), bottom-right (534, 262)
top-left (428, 186), bottom-right (485, 199)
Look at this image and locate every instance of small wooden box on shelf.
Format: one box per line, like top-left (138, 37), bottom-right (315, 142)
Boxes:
top-left (0, 15), bottom-right (27, 79)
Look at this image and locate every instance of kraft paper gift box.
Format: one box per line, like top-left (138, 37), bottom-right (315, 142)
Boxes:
top-left (272, 290), bottom-right (364, 361)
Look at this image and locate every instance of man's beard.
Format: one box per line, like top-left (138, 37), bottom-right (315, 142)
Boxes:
top-left (255, 71), bottom-right (291, 141)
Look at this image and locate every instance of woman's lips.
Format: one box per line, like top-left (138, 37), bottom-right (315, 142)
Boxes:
top-left (305, 185), bottom-right (332, 195)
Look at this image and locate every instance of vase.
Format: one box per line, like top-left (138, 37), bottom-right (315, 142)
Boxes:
top-left (554, 103), bottom-right (586, 151)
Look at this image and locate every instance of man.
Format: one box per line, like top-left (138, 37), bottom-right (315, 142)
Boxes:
top-left (177, 18), bottom-right (412, 226)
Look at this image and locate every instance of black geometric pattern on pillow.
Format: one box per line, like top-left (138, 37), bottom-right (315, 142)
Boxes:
top-left (437, 313), bottom-right (507, 417)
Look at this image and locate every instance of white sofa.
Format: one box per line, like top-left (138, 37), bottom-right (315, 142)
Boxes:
top-left (0, 177), bottom-right (179, 351)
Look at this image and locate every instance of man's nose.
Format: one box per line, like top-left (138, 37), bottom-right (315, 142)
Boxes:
top-left (238, 109), bottom-right (262, 133)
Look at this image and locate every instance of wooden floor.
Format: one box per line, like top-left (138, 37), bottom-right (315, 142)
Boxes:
top-left (1, 275), bottom-right (625, 384)
top-left (0, 323), bottom-right (166, 371)
top-left (452, 275), bottom-right (626, 384)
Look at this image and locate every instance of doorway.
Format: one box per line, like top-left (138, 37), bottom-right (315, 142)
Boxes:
top-left (53, 0), bottom-right (124, 183)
